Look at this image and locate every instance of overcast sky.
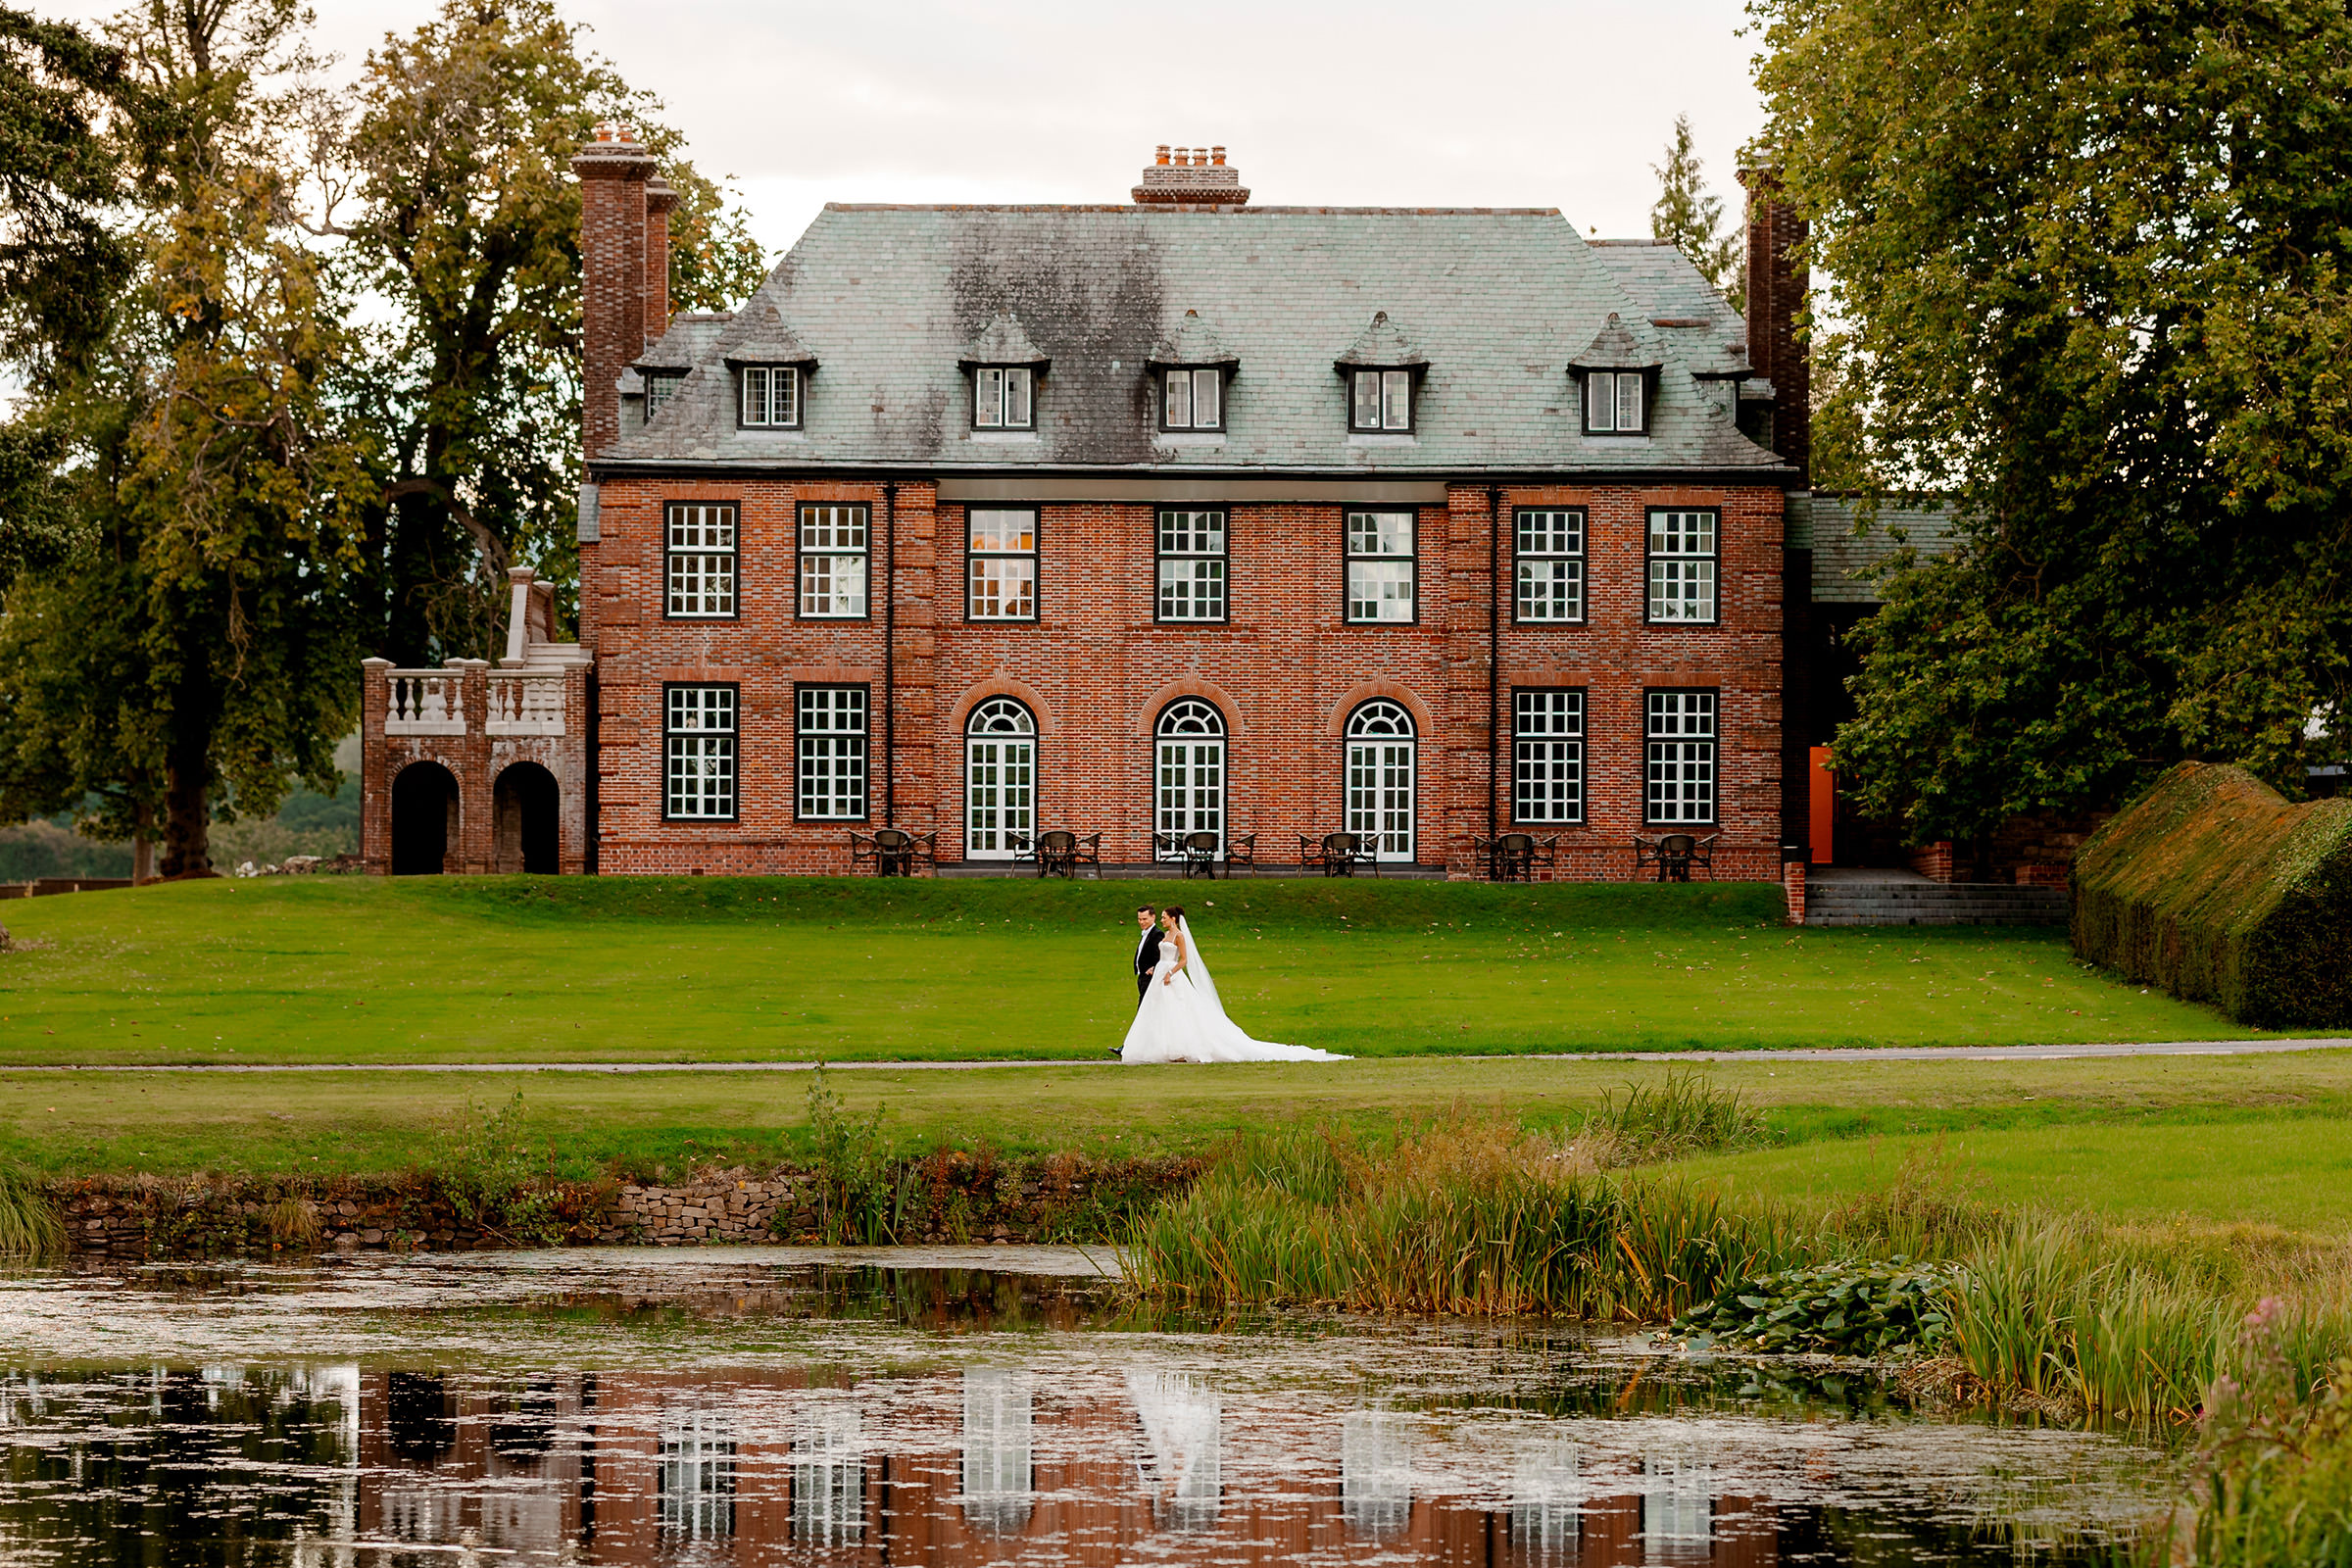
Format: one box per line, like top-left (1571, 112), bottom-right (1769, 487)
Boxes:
top-left (34, 0), bottom-right (1766, 262)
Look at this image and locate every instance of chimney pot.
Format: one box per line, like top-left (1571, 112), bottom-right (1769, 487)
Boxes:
top-left (1155, 145), bottom-right (1170, 166)
top-left (1211, 146), bottom-right (1226, 166)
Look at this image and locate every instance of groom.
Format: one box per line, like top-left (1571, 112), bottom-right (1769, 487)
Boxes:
top-left (1132, 904), bottom-right (1162, 1004)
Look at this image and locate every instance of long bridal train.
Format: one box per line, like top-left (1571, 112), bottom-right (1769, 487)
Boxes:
top-left (1120, 917), bottom-right (1348, 1064)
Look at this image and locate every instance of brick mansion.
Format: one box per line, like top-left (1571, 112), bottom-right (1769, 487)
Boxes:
top-left (362, 137), bottom-right (1834, 881)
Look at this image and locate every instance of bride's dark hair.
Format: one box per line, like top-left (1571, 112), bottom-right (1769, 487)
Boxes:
top-left (1162, 905), bottom-right (1185, 922)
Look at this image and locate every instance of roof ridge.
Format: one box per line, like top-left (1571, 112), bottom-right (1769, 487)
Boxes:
top-left (818, 202), bottom-right (1567, 218)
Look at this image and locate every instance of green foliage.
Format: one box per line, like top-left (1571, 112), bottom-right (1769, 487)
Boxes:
top-left (1586, 1069), bottom-right (1772, 1159)
top-left (0, 6), bottom-right (135, 376)
top-left (802, 1066), bottom-right (902, 1245)
top-left (0, 1165), bottom-right (63, 1255)
top-left (1649, 112), bottom-right (1741, 311)
top-left (2196, 1306), bottom-right (2352, 1566)
top-left (2070, 761), bottom-right (2352, 1028)
top-left (1676, 1257), bottom-right (1955, 1356)
top-left (1754, 0), bottom-right (2352, 836)
top-left (432, 1090), bottom-right (560, 1244)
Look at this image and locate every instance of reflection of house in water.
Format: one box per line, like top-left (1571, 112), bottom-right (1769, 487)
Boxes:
top-left (330, 1367), bottom-right (1783, 1565)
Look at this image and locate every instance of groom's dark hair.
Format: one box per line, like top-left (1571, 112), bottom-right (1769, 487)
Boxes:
top-left (1136, 903), bottom-right (1155, 915)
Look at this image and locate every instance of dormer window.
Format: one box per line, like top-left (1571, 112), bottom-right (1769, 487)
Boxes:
top-left (1350, 368), bottom-right (1414, 432)
top-left (1160, 367), bottom-right (1223, 431)
top-left (644, 372), bottom-right (684, 423)
top-left (740, 366), bottom-right (801, 429)
top-left (973, 366), bottom-right (1035, 430)
top-left (1586, 369), bottom-right (1648, 435)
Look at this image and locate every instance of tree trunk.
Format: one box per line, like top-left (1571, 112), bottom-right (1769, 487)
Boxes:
top-left (157, 733), bottom-right (211, 879)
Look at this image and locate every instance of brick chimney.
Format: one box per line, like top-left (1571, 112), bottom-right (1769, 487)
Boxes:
top-left (644, 175), bottom-right (677, 349)
top-left (572, 124), bottom-right (659, 458)
top-left (1740, 167), bottom-right (1809, 482)
top-left (1132, 145), bottom-right (1249, 208)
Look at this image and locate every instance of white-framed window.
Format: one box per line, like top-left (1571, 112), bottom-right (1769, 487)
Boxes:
top-left (798, 503), bottom-right (868, 618)
top-left (664, 503), bottom-right (736, 618)
top-left (1646, 509), bottom-right (1719, 623)
top-left (1345, 700), bottom-right (1416, 861)
top-left (1514, 689), bottom-right (1585, 824)
top-left (1586, 369), bottom-right (1647, 434)
top-left (960, 1367), bottom-right (1035, 1535)
top-left (1154, 699), bottom-right (1226, 858)
top-left (1156, 509), bottom-right (1226, 621)
top-left (1160, 367), bottom-right (1223, 430)
top-left (967, 509), bottom-right (1037, 620)
top-left (1515, 509), bottom-right (1587, 623)
top-left (1346, 510), bottom-right (1415, 623)
top-left (645, 371), bottom-right (684, 422)
top-left (659, 1412), bottom-right (737, 1541)
top-left (1645, 689), bottom-right (1717, 825)
top-left (664, 685), bottom-right (737, 821)
top-left (1349, 368), bottom-right (1414, 431)
top-left (972, 365), bottom-right (1035, 429)
top-left (795, 685), bottom-right (867, 821)
top-left (792, 1399), bottom-right (864, 1547)
top-left (964, 699), bottom-right (1036, 860)
top-left (740, 365), bottom-right (801, 428)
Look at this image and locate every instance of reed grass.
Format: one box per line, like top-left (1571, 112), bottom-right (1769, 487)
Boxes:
top-left (0, 1167), bottom-right (65, 1256)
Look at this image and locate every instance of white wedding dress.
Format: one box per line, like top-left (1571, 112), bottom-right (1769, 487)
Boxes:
top-left (1120, 917), bottom-right (1348, 1063)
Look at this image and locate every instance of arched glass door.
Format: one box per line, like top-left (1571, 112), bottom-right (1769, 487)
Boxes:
top-left (1345, 700), bottom-right (1416, 862)
top-left (964, 698), bottom-right (1036, 859)
top-left (1154, 699), bottom-right (1226, 858)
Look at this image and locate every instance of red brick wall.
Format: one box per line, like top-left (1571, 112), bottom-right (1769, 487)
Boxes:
top-left (584, 475), bottom-right (1787, 881)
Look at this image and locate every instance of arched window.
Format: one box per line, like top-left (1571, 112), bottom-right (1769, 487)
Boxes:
top-left (1344, 700), bottom-right (1416, 862)
top-left (1153, 699), bottom-right (1226, 858)
top-left (964, 698), bottom-right (1036, 858)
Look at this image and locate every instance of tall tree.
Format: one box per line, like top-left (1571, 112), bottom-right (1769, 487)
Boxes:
top-left (328, 0), bottom-right (765, 665)
top-left (1650, 112), bottom-right (1742, 312)
top-left (0, 0), bottom-right (369, 876)
top-left (1753, 0), bottom-right (2352, 840)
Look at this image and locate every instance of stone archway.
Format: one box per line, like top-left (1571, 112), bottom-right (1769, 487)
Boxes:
top-left (493, 762), bottom-right (561, 875)
top-left (391, 760), bottom-right (460, 876)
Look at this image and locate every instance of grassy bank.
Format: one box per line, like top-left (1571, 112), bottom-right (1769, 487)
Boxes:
top-left (0, 875), bottom-right (2237, 1063)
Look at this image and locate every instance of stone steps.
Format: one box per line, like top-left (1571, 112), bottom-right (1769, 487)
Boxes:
top-left (1806, 882), bottom-right (2069, 927)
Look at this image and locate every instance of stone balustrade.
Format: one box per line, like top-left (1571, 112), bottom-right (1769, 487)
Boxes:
top-left (486, 670), bottom-right (565, 736)
top-left (384, 671), bottom-right (468, 735)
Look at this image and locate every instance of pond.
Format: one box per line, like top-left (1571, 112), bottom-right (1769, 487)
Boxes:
top-left (0, 1247), bottom-right (2178, 1566)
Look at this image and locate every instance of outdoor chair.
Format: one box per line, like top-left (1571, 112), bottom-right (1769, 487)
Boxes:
top-left (1221, 832), bottom-right (1258, 878)
top-left (1475, 831), bottom-right (1557, 883)
top-left (1299, 831), bottom-right (1378, 877)
top-left (850, 827), bottom-right (935, 877)
top-left (1178, 830), bottom-right (1223, 879)
top-left (1022, 828), bottom-right (1101, 879)
top-left (1635, 831), bottom-right (1720, 883)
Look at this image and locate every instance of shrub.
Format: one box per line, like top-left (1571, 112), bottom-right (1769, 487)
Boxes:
top-left (804, 1067), bottom-right (904, 1245)
top-left (1585, 1069), bottom-right (1774, 1161)
top-left (0, 1167), bottom-right (64, 1256)
top-left (2196, 1302), bottom-right (2352, 1566)
top-left (1676, 1258), bottom-right (1956, 1357)
top-left (434, 1091), bottom-right (561, 1245)
top-left (2071, 760), bottom-right (2352, 1028)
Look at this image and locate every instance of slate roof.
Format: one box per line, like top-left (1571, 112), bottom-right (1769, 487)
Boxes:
top-left (1800, 496), bottom-right (1963, 603)
top-left (1586, 239), bottom-right (1759, 388)
top-left (611, 206), bottom-right (1788, 475)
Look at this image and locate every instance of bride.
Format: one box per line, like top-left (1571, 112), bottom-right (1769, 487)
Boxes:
top-left (1121, 906), bottom-right (1348, 1064)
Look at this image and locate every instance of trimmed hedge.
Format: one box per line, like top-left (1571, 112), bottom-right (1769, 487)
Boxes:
top-left (2072, 762), bottom-right (2352, 1029)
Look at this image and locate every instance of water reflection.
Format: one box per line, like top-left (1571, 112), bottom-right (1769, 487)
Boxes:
top-left (0, 1250), bottom-right (2178, 1567)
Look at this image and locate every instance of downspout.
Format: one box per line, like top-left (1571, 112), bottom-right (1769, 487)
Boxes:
top-left (1488, 485), bottom-right (1502, 848)
top-left (882, 481), bottom-right (898, 826)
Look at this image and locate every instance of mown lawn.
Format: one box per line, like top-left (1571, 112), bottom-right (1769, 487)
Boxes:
top-left (0, 875), bottom-right (2238, 1064)
top-left (8, 1053), bottom-right (2351, 1234)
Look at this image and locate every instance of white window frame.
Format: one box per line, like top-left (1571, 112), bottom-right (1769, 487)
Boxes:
top-left (798, 503), bottom-right (868, 619)
top-left (1346, 510), bottom-right (1416, 623)
top-left (1586, 369), bottom-right (1647, 434)
top-left (1349, 368), bottom-right (1414, 432)
top-left (972, 365), bottom-right (1035, 430)
top-left (1153, 699), bottom-right (1226, 858)
top-left (1644, 689), bottom-right (1718, 826)
top-left (795, 685), bottom-right (868, 822)
top-left (739, 365), bottom-right (801, 429)
top-left (645, 371), bottom-right (684, 423)
top-left (966, 508), bottom-right (1038, 621)
top-left (1160, 367), bottom-right (1224, 431)
top-left (1155, 509), bottom-right (1227, 622)
top-left (1515, 508), bottom-right (1587, 623)
top-left (1646, 508), bottom-right (1720, 624)
top-left (963, 698), bottom-right (1036, 860)
top-left (1344, 700), bottom-right (1416, 862)
top-left (1513, 689), bottom-right (1585, 824)
top-left (663, 685), bottom-right (738, 822)
top-left (658, 1413), bottom-right (737, 1542)
top-left (664, 503), bottom-right (736, 619)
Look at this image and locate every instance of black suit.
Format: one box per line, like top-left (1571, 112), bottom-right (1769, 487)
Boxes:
top-left (1135, 926), bottom-right (1163, 1004)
